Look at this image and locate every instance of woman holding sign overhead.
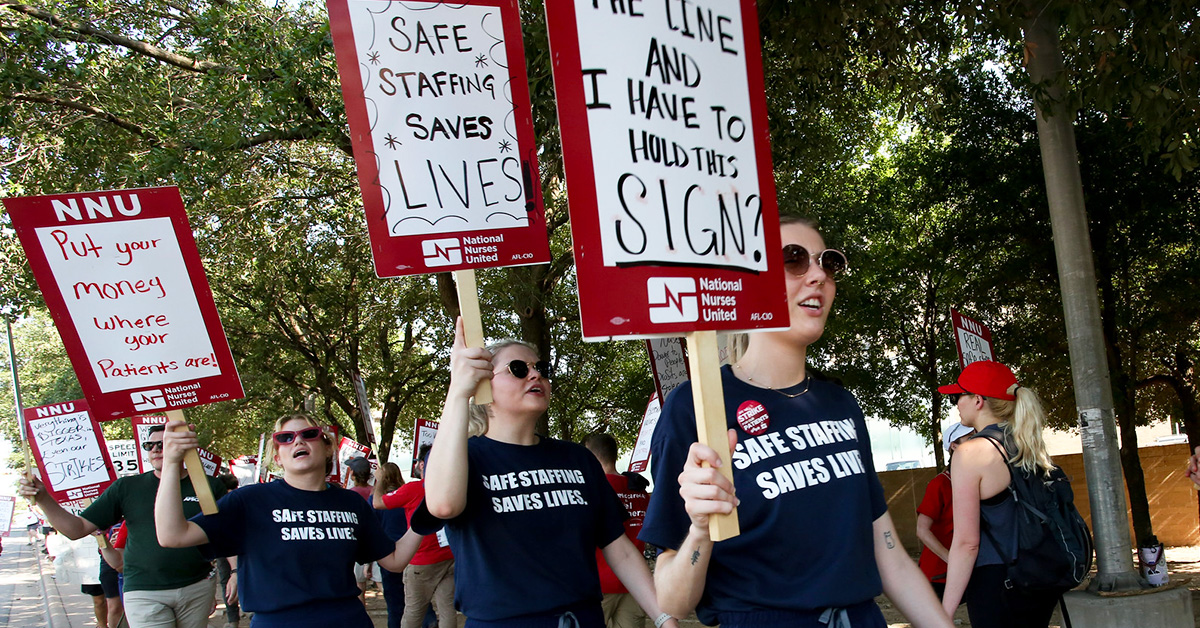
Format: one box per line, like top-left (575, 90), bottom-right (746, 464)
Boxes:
top-left (418, 319), bottom-right (676, 628)
top-left (640, 217), bottom-right (951, 628)
top-left (155, 414), bottom-right (422, 628)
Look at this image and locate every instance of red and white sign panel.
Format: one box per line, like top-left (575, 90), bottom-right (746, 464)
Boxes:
top-left (327, 0), bottom-right (551, 277)
top-left (0, 496), bottom-right (15, 537)
top-left (338, 437), bottom-right (372, 486)
top-left (229, 455), bottom-right (258, 487)
top-left (4, 187), bottom-right (244, 420)
top-left (131, 414), bottom-right (168, 473)
top-left (546, 0), bottom-right (788, 340)
top-left (628, 393), bottom-right (661, 473)
top-left (24, 400), bottom-right (117, 503)
top-left (951, 308), bottom-right (995, 370)
top-left (412, 418), bottom-right (439, 477)
top-left (196, 447), bottom-right (223, 477)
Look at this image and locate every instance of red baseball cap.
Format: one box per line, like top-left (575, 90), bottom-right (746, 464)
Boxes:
top-left (938, 360), bottom-right (1018, 401)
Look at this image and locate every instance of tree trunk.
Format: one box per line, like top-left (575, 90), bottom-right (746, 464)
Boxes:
top-left (932, 391), bottom-right (945, 471)
top-left (1021, 0), bottom-right (1140, 589)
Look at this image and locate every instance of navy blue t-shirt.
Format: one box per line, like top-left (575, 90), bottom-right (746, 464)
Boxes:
top-left (640, 366), bottom-right (888, 625)
top-left (192, 480), bottom-right (395, 617)
top-left (416, 436), bottom-right (627, 621)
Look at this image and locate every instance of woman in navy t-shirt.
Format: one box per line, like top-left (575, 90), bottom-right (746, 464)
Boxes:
top-left (419, 319), bottom-right (677, 628)
top-left (155, 414), bottom-right (421, 628)
top-left (641, 217), bottom-right (951, 628)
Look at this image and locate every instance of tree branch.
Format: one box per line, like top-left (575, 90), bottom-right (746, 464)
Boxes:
top-left (2, 2), bottom-right (241, 75)
top-left (8, 93), bottom-right (168, 145)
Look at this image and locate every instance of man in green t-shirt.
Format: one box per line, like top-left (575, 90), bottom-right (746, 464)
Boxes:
top-left (21, 425), bottom-right (228, 628)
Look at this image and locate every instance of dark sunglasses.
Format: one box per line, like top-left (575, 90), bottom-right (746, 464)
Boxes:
top-left (141, 440), bottom-right (164, 452)
top-left (782, 244), bottom-right (848, 278)
top-left (947, 393), bottom-right (963, 405)
top-left (499, 359), bottom-right (552, 379)
top-left (272, 426), bottom-right (324, 445)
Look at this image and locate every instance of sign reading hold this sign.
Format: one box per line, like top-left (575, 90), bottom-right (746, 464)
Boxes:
top-left (327, 0), bottom-right (551, 277)
top-left (4, 187), bottom-right (245, 420)
top-left (545, 0), bottom-right (788, 340)
top-left (950, 308), bottom-right (995, 369)
top-left (24, 400), bottom-right (117, 503)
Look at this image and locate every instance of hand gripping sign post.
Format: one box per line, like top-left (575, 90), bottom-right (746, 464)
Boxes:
top-left (950, 308), bottom-right (995, 369)
top-left (327, 0), bottom-right (551, 404)
top-left (547, 0), bottom-right (788, 540)
top-left (5, 186), bottom-right (246, 514)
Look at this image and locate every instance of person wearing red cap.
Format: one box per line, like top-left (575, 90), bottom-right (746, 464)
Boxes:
top-left (937, 360), bottom-right (1059, 626)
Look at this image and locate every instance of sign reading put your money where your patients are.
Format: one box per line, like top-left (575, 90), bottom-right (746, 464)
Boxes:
top-left (24, 400), bottom-right (117, 503)
top-left (327, 0), bottom-right (551, 277)
top-left (546, 0), bottom-right (788, 340)
top-left (4, 187), bottom-right (245, 420)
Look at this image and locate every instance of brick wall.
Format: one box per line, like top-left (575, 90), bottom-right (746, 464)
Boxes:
top-left (881, 442), bottom-right (1200, 554)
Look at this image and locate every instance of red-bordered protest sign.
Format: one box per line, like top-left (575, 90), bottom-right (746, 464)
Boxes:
top-left (412, 418), bottom-right (439, 477)
top-left (546, 0), bottom-right (788, 340)
top-left (229, 455), bottom-right (258, 487)
top-left (0, 496), bottom-right (15, 537)
top-left (950, 308), bottom-right (995, 369)
top-left (131, 414), bottom-right (169, 473)
top-left (337, 437), bottom-right (372, 486)
top-left (327, 0), bottom-right (550, 277)
top-left (197, 448), bottom-right (223, 477)
top-left (4, 187), bottom-right (245, 421)
top-left (24, 400), bottom-right (117, 503)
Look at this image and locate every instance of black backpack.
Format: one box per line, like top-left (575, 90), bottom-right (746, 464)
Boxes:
top-left (977, 431), bottom-right (1094, 593)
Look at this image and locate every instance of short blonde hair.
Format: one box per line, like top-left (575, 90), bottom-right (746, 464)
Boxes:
top-left (268, 414), bottom-right (334, 475)
top-left (466, 339), bottom-right (541, 437)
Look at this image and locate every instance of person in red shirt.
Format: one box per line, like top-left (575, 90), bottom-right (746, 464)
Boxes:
top-left (376, 445), bottom-right (456, 628)
top-left (584, 433), bottom-right (651, 628)
top-left (916, 422), bottom-right (974, 600)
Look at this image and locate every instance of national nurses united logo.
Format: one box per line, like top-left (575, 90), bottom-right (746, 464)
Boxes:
top-left (736, 400), bottom-right (769, 435)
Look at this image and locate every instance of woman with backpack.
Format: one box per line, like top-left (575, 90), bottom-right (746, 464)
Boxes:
top-left (938, 360), bottom-right (1062, 626)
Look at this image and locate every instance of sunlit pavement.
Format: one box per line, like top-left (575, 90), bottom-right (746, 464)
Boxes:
top-left (0, 528), bottom-right (52, 628)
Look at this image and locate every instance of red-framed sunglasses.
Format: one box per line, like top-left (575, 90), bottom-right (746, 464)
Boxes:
top-left (272, 426), bottom-right (324, 445)
top-left (782, 244), bottom-right (848, 278)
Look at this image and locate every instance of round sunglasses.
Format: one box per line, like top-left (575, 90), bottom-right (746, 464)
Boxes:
top-left (272, 426), bottom-right (325, 445)
top-left (496, 359), bottom-right (553, 379)
top-left (782, 244), bottom-right (848, 278)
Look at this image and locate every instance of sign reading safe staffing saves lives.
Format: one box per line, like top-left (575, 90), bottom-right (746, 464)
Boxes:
top-left (327, 0), bottom-right (551, 277)
top-left (4, 186), bottom-right (245, 420)
top-left (546, 0), bottom-right (788, 340)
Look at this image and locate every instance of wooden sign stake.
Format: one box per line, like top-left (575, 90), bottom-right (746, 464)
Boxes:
top-left (685, 330), bottom-right (740, 541)
top-left (454, 269), bottom-right (492, 405)
top-left (165, 410), bottom-right (218, 514)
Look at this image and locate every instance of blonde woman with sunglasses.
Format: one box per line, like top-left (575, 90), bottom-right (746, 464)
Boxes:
top-left (155, 415), bottom-right (421, 628)
top-left (418, 319), bottom-right (677, 628)
top-left (641, 217), bottom-right (952, 628)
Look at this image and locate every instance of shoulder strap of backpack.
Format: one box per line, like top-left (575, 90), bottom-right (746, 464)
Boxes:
top-left (973, 430), bottom-right (1018, 571)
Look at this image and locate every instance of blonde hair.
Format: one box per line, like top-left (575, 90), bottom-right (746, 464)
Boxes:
top-left (268, 414), bottom-right (334, 474)
top-left (466, 339), bottom-right (541, 437)
top-left (986, 387), bottom-right (1055, 477)
top-left (728, 214), bottom-right (821, 364)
